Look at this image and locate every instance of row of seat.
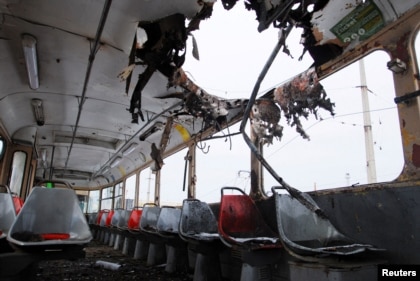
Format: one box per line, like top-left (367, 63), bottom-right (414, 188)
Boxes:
top-left (89, 187), bottom-right (379, 281)
top-left (1, 184), bottom-right (381, 280)
top-left (89, 189), bottom-right (277, 280)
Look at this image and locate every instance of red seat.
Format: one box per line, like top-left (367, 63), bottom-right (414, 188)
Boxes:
top-left (105, 210), bottom-right (114, 227)
top-left (127, 207), bottom-right (143, 232)
top-left (218, 187), bottom-right (280, 250)
top-left (96, 209), bottom-right (109, 225)
top-left (12, 195), bottom-right (24, 215)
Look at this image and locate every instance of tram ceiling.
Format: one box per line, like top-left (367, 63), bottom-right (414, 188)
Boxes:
top-left (0, 0), bottom-right (418, 187)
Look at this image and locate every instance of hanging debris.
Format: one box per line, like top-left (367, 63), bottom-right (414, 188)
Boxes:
top-left (273, 67), bottom-right (334, 139)
top-left (121, 2), bottom-right (215, 124)
top-left (250, 99), bottom-right (283, 145)
top-left (161, 68), bottom-right (247, 130)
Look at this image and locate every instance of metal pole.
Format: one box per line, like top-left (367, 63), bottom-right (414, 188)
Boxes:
top-left (359, 59), bottom-right (377, 183)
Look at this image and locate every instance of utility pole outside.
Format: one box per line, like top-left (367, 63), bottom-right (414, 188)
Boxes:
top-left (359, 59), bottom-right (377, 183)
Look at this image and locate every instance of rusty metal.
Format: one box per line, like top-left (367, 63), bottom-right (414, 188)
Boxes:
top-left (273, 67), bottom-right (335, 140)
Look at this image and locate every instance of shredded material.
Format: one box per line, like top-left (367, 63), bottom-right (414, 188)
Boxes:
top-left (274, 67), bottom-right (335, 139)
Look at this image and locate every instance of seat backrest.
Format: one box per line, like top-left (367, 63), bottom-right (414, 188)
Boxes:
top-left (105, 210), bottom-right (114, 227)
top-left (180, 199), bottom-right (218, 236)
top-left (117, 209), bottom-right (131, 229)
top-left (156, 206), bottom-right (181, 235)
top-left (99, 209), bottom-right (110, 226)
top-left (140, 204), bottom-right (161, 233)
top-left (275, 193), bottom-right (345, 245)
top-left (111, 209), bottom-right (122, 227)
top-left (7, 186), bottom-right (92, 246)
top-left (219, 194), bottom-right (275, 238)
top-left (96, 209), bottom-right (106, 225)
top-left (127, 207), bottom-right (143, 231)
top-left (218, 188), bottom-right (280, 249)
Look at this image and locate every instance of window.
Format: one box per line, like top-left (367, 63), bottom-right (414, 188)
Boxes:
top-left (138, 169), bottom-right (155, 206)
top-left (0, 137), bottom-right (5, 161)
top-left (160, 149), bottom-right (188, 206)
top-left (114, 182), bottom-right (123, 209)
top-left (9, 151), bottom-right (27, 195)
top-left (196, 124), bottom-right (250, 203)
top-left (101, 186), bottom-right (113, 210)
top-left (125, 174), bottom-right (137, 209)
top-left (263, 51), bottom-right (403, 193)
top-left (87, 190), bottom-right (100, 213)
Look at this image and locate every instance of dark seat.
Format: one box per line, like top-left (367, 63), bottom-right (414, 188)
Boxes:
top-left (273, 190), bottom-right (382, 259)
top-left (180, 199), bottom-right (225, 281)
top-left (179, 199), bottom-right (219, 242)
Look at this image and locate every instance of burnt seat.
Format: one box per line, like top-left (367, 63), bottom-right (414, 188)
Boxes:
top-left (218, 187), bottom-right (282, 281)
top-left (180, 199), bottom-right (225, 281)
top-left (218, 187), bottom-right (280, 250)
top-left (273, 190), bottom-right (382, 260)
top-left (179, 199), bottom-right (220, 243)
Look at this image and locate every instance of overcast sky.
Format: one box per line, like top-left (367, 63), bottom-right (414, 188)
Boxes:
top-left (151, 2), bottom-right (419, 205)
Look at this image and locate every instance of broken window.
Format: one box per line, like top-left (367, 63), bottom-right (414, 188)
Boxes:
top-left (263, 51), bottom-right (403, 193)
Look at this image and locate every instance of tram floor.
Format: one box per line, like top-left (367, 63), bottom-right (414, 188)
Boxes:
top-left (34, 240), bottom-right (191, 281)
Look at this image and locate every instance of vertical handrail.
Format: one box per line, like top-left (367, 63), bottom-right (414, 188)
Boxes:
top-left (239, 23), bottom-right (326, 218)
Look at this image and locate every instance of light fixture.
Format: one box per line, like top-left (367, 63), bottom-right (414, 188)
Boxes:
top-left (110, 156), bottom-right (122, 168)
top-left (387, 58), bottom-right (407, 74)
top-left (122, 142), bottom-right (138, 156)
top-left (22, 34), bottom-right (39, 90)
top-left (31, 98), bottom-right (45, 126)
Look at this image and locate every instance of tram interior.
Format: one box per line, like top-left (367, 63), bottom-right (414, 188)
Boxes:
top-left (1, 0), bottom-right (420, 280)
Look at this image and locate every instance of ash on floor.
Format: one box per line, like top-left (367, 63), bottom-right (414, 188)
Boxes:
top-left (34, 240), bottom-right (191, 281)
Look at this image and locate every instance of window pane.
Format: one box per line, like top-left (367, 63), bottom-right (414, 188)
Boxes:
top-left (160, 149), bottom-right (188, 206)
top-left (196, 124), bottom-right (250, 203)
top-left (125, 174), bottom-right (137, 209)
top-left (114, 182), bottom-right (123, 209)
top-left (87, 190), bottom-right (100, 213)
top-left (138, 169), bottom-right (155, 206)
top-left (101, 186), bottom-right (113, 209)
top-left (9, 151), bottom-right (27, 195)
